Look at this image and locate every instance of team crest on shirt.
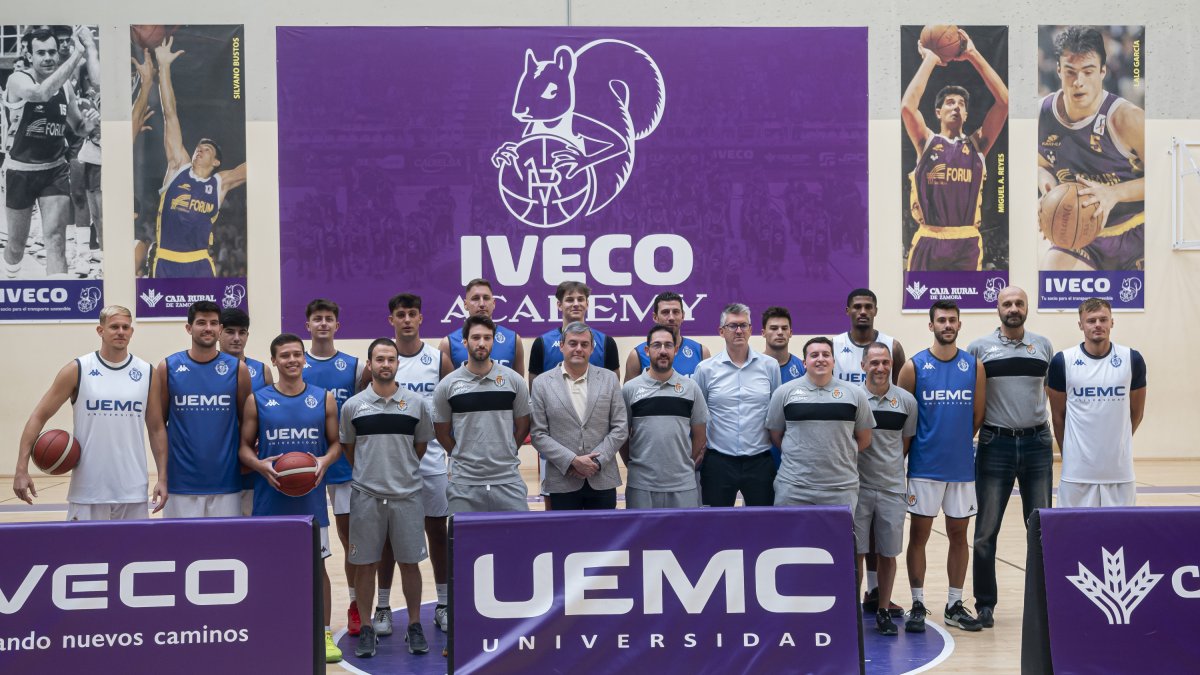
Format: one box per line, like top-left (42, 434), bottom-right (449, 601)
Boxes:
top-left (888, 397), bottom-right (899, 409)
top-left (495, 375), bottom-right (505, 386)
top-left (674, 383), bottom-right (683, 393)
top-left (305, 395), bottom-right (319, 409)
top-left (397, 399), bottom-right (408, 411)
top-left (215, 361), bottom-right (230, 376)
top-left (788, 364), bottom-right (800, 378)
top-left (335, 358), bottom-right (348, 371)
top-left (129, 369), bottom-right (143, 382)
top-left (495, 332), bottom-right (506, 344)
top-left (420, 353), bottom-right (433, 366)
top-left (1111, 354), bottom-right (1123, 368)
top-left (682, 346), bottom-right (694, 358)
top-left (957, 359), bottom-right (969, 372)
top-left (1026, 344), bottom-right (1037, 355)
top-left (832, 388), bottom-right (843, 399)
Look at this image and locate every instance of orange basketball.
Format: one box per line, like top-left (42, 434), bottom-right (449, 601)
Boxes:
top-left (1039, 182), bottom-right (1104, 249)
top-left (920, 24), bottom-right (964, 63)
top-left (273, 452), bottom-right (319, 497)
top-left (33, 429), bottom-right (81, 475)
top-left (130, 25), bottom-right (178, 50)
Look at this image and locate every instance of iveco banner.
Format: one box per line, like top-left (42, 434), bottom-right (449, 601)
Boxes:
top-left (275, 27), bottom-right (869, 337)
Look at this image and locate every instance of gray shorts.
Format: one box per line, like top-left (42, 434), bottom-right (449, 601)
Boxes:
top-left (447, 481), bottom-right (529, 514)
top-left (348, 489), bottom-right (428, 565)
top-left (624, 486), bottom-right (701, 509)
top-left (853, 487), bottom-right (906, 557)
top-left (422, 472), bottom-right (450, 518)
top-left (773, 480), bottom-right (858, 513)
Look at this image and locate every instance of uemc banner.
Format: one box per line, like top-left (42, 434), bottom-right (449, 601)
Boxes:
top-left (276, 27), bottom-right (868, 338)
top-left (900, 25), bottom-right (1009, 312)
top-left (1041, 508), bottom-right (1200, 672)
top-left (450, 507), bottom-right (861, 674)
top-left (131, 25), bottom-right (248, 320)
top-left (1036, 26), bottom-right (1145, 310)
top-left (0, 517), bottom-right (318, 673)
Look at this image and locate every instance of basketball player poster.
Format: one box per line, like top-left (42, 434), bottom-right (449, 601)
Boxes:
top-left (1037, 25), bottom-right (1145, 310)
top-left (900, 25), bottom-right (1009, 313)
top-left (275, 27), bottom-right (869, 338)
top-left (0, 24), bottom-right (104, 322)
top-left (130, 24), bottom-right (248, 320)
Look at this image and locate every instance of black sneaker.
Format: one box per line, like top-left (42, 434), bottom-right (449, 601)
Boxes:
top-left (944, 601), bottom-right (983, 632)
top-left (905, 600), bottom-right (929, 633)
top-left (406, 623), bottom-right (430, 655)
top-left (977, 606), bottom-right (994, 628)
top-left (355, 625), bottom-right (377, 658)
top-left (862, 587), bottom-right (880, 613)
top-left (876, 608), bottom-right (898, 636)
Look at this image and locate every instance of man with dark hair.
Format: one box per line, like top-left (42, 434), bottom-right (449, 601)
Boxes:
top-left (902, 28), bottom-right (1008, 271)
top-left (438, 278), bottom-right (525, 376)
top-left (1039, 26), bottom-right (1145, 271)
top-left (624, 292), bottom-right (710, 382)
top-left (219, 307), bottom-right (274, 516)
top-left (528, 281), bottom-right (620, 384)
top-left (897, 299), bottom-right (986, 633)
top-left (761, 306), bottom-right (805, 384)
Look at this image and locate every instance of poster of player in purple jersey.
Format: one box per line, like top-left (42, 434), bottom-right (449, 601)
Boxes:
top-left (130, 25), bottom-right (248, 320)
top-left (1037, 25), bottom-right (1145, 310)
top-left (900, 25), bottom-right (1009, 312)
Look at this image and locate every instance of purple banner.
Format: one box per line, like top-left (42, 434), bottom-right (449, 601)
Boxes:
top-left (1038, 270), bottom-right (1144, 310)
top-left (450, 507), bottom-right (861, 674)
top-left (135, 276), bottom-right (247, 319)
top-left (0, 516), bottom-right (317, 672)
top-left (276, 27), bottom-right (868, 337)
top-left (0, 280), bottom-right (103, 322)
top-left (1041, 508), bottom-right (1200, 672)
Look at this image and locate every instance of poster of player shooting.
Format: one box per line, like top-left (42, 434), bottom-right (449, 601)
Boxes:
top-left (1037, 25), bottom-right (1145, 310)
top-left (130, 24), bottom-right (248, 320)
top-left (0, 24), bottom-right (104, 322)
top-left (900, 25), bottom-right (1009, 312)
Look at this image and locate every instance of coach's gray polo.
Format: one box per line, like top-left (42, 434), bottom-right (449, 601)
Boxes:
top-left (859, 383), bottom-right (917, 494)
top-left (967, 328), bottom-right (1054, 429)
top-left (340, 386), bottom-right (433, 499)
top-left (621, 371), bottom-right (709, 492)
top-left (767, 374), bottom-right (874, 490)
top-left (432, 362), bottom-right (531, 486)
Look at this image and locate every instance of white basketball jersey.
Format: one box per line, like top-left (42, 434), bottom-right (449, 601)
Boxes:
top-left (833, 331), bottom-right (895, 385)
top-left (1061, 343), bottom-right (1136, 484)
top-left (394, 342), bottom-right (447, 476)
top-left (70, 352), bottom-right (152, 503)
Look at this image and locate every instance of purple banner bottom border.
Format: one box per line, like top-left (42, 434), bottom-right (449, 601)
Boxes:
top-left (1038, 270), bottom-right (1144, 310)
top-left (136, 277), bottom-right (248, 319)
top-left (902, 271), bottom-right (1010, 311)
top-left (0, 279), bottom-right (103, 322)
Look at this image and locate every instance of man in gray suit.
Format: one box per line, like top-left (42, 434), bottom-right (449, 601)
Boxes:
top-left (530, 321), bottom-right (629, 510)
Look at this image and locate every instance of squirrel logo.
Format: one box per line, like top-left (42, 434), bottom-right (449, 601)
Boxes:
top-left (492, 39), bottom-right (666, 228)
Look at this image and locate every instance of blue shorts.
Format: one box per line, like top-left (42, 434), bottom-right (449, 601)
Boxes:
top-left (1052, 220), bottom-right (1144, 271)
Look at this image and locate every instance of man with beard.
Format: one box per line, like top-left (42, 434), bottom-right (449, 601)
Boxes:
top-left (624, 292), bottom-right (710, 381)
top-left (967, 287), bottom-right (1053, 629)
top-left (897, 300), bottom-right (986, 633)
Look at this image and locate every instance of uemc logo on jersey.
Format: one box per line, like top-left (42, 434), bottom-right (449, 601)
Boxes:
top-left (403, 381), bottom-right (436, 394)
top-left (1071, 385), bottom-right (1127, 399)
top-left (173, 394), bottom-right (232, 407)
top-left (921, 389), bottom-right (973, 403)
top-left (85, 399), bottom-right (144, 414)
top-left (264, 427), bottom-right (322, 442)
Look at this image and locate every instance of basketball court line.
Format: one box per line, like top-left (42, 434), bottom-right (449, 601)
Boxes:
top-left (900, 621), bottom-right (955, 675)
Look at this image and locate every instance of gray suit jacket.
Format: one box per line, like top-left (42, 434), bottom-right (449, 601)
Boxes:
top-left (530, 364), bottom-right (628, 493)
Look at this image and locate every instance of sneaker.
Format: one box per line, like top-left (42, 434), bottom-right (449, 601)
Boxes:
top-left (862, 587), bottom-right (879, 613)
top-left (905, 600), bottom-right (929, 633)
top-left (876, 608), bottom-right (898, 636)
top-left (373, 606), bottom-right (393, 636)
top-left (347, 602), bottom-right (362, 636)
top-left (324, 629), bottom-right (343, 663)
top-left (3, 261), bottom-right (19, 279)
top-left (978, 606), bottom-right (995, 628)
top-left (434, 604), bottom-right (449, 633)
top-left (355, 625), bottom-right (377, 658)
top-left (406, 623), bottom-right (430, 655)
top-left (944, 600), bottom-right (983, 632)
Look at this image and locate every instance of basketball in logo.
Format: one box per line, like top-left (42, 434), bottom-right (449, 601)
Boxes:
top-left (497, 135), bottom-right (594, 228)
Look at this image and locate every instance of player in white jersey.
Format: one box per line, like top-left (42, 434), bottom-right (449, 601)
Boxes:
top-left (12, 305), bottom-right (168, 520)
top-left (1047, 298), bottom-right (1146, 507)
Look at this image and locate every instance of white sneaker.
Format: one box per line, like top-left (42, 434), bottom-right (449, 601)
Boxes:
top-left (434, 604), bottom-right (448, 632)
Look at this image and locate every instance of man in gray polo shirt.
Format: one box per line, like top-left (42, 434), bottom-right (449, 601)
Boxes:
top-left (620, 324), bottom-right (709, 509)
top-left (341, 338), bottom-right (435, 658)
top-left (967, 286), bottom-right (1053, 629)
top-left (855, 342), bottom-right (917, 637)
top-left (768, 337), bottom-right (874, 508)
top-left (433, 315), bottom-right (532, 513)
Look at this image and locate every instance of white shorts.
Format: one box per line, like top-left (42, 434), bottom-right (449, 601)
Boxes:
top-left (240, 489), bottom-right (253, 517)
top-left (906, 478), bottom-right (976, 519)
top-left (163, 493), bottom-right (241, 519)
top-left (422, 472), bottom-right (450, 518)
top-left (318, 526), bottom-right (332, 559)
top-left (327, 482), bottom-right (352, 516)
top-left (1057, 481), bottom-right (1136, 508)
top-left (67, 501), bottom-right (147, 522)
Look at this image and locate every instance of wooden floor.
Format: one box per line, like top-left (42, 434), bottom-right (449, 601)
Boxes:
top-left (5, 455), bottom-right (1198, 674)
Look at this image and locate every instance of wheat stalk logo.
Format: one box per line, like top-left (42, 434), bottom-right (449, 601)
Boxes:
top-left (1067, 547), bottom-right (1162, 625)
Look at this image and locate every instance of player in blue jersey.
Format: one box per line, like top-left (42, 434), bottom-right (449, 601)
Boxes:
top-left (153, 300), bottom-right (251, 518)
top-left (438, 278), bottom-right (525, 377)
top-left (301, 298), bottom-right (366, 634)
top-left (219, 307), bottom-right (274, 515)
top-left (147, 37), bottom-right (246, 278)
top-left (1038, 27), bottom-right (1145, 271)
top-left (528, 281), bottom-right (621, 385)
top-left (897, 299), bottom-right (987, 633)
top-left (624, 291), bottom-right (711, 382)
top-left (238, 333), bottom-right (343, 663)
top-left (760, 306), bottom-right (803, 470)
top-left (902, 28), bottom-right (1008, 271)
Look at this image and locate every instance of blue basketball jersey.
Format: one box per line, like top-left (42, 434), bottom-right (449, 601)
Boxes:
top-left (538, 326), bottom-right (610, 372)
top-left (908, 348), bottom-right (977, 482)
top-left (780, 354), bottom-right (806, 383)
top-left (157, 165), bottom-right (221, 254)
top-left (245, 357), bottom-right (268, 391)
top-left (301, 351), bottom-right (356, 484)
top-left (252, 384), bottom-right (330, 527)
top-left (448, 324), bottom-right (519, 369)
top-left (636, 336), bottom-right (704, 377)
top-left (166, 351), bottom-right (241, 494)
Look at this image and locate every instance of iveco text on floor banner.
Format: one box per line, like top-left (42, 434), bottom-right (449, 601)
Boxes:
top-left (130, 24), bottom-right (248, 320)
top-left (450, 507), bottom-right (862, 674)
top-left (275, 27), bottom-right (869, 337)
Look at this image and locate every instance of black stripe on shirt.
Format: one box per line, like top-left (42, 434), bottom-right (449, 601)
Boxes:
top-left (872, 410), bottom-right (909, 431)
top-left (449, 390), bottom-right (517, 414)
top-left (982, 357), bottom-right (1049, 379)
top-left (631, 396), bottom-right (694, 419)
top-left (784, 402), bottom-right (858, 422)
top-left (352, 413), bottom-right (417, 437)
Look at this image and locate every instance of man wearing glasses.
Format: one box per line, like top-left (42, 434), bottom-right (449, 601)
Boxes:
top-left (693, 303), bottom-right (781, 507)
